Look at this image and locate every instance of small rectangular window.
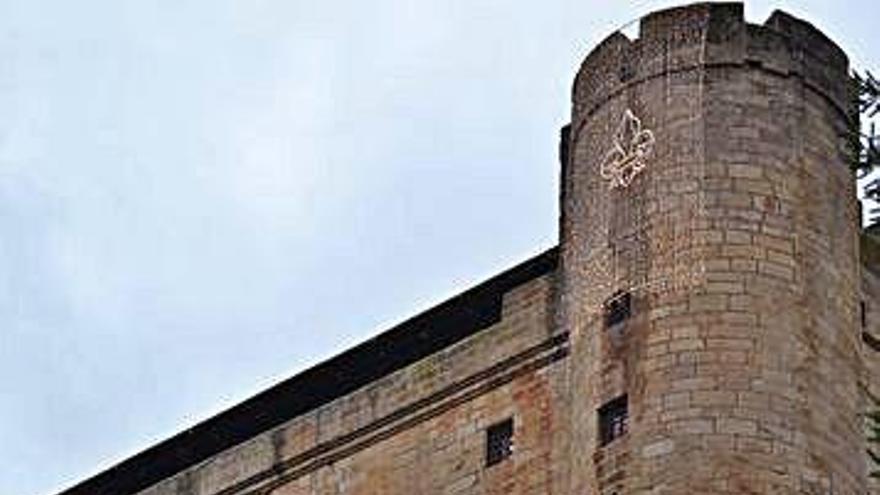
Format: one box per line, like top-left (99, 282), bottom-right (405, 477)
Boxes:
top-left (604, 291), bottom-right (631, 327)
top-left (485, 417), bottom-right (514, 466)
top-left (618, 64), bottom-right (635, 82)
top-left (861, 300), bottom-right (867, 329)
top-left (598, 395), bottom-right (628, 446)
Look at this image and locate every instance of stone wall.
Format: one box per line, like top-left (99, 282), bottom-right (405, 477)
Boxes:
top-left (862, 235), bottom-right (880, 494)
top-left (561, 3), bottom-right (865, 494)
top-left (135, 273), bottom-right (569, 495)
top-left (59, 4), bottom-right (878, 495)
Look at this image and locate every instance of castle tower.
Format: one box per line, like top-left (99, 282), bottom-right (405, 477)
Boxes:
top-left (559, 3), bottom-right (865, 494)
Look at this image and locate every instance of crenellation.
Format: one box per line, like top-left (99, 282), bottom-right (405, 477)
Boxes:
top-left (574, 3), bottom-right (850, 130)
top-left (56, 4), bottom-right (880, 495)
top-left (572, 31), bottom-right (632, 118)
top-left (563, 2), bottom-right (868, 492)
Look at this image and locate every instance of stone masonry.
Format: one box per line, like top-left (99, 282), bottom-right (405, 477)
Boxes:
top-left (59, 3), bottom-right (879, 495)
top-left (561, 3), bottom-right (868, 494)
top-left (125, 269), bottom-right (569, 495)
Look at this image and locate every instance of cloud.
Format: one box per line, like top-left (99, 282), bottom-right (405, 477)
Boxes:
top-left (2, 1), bottom-right (877, 494)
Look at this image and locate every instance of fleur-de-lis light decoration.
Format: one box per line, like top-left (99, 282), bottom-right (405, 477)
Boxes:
top-left (599, 109), bottom-right (655, 189)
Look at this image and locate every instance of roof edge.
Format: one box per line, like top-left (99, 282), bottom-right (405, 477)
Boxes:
top-left (57, 246), bottom-right (559, 495)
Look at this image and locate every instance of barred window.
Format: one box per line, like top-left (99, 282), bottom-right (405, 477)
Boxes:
top-left (485, 418), bottom-right (514, 466)
top-left (598, 395), bottom-right (628, 446)
top-left (604, 291), bottom-right (631, 328)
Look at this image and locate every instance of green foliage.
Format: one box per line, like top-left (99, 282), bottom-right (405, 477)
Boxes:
top-left (870, 393), bottom-right (880, 479)
top-left (855, 70), bottom-right (880, 481)
top-left (856, 71), bottom-right (880, 118)
top-left (851, 71), bottom-right (880, 226)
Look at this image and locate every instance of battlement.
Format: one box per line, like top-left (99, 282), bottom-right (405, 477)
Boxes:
top-left (52, 5), bottom-right (873, 495)
top-left (563, 4), bottom-right (865, 494)
top-left (573, 2), bottom-right (850, 119)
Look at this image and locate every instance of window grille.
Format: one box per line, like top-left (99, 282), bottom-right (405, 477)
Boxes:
top-left (604, 291), bottom-right (631, 327)
top-left (485, 418), bottom-right (514, 466)
top-left (598, 395), bottom-right (628, 446)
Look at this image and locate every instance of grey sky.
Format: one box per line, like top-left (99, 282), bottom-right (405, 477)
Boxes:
top-left (1, 2), bottom-right (876, 494)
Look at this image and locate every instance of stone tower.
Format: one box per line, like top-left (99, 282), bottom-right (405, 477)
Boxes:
top-left (559, 3), bottom-right (865, 494)
top-left (58, 4), bottom-right (880, 495)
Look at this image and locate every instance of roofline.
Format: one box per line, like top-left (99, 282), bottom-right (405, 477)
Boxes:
top-left (57, 246), bottom-right (559, 495)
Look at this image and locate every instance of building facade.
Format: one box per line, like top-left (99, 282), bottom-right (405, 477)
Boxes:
top-left (61, 3), bottom-right (880, 495)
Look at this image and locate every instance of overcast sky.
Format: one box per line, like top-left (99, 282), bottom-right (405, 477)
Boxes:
top-left (1, 2), bottom-right (877, 494)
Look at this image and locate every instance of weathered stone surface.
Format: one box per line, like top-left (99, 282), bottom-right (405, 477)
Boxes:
top-left (138, 272), bottom-right (568, 495)
top-left (66, 4), bottom-right (880, 495)
top-left (562, 3), bottom-right (872, 494)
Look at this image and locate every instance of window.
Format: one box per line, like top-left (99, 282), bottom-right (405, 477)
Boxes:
top-left (604, 291), bottom-right (631, 328)
top-left (618, 64), bottom-right (635, 82)
top-left (485, 417), bottom-right (514, 466)
top-left (861, 300), bottom-right (867, 329)
top-left (598, 395), bottom-right (628, 446)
